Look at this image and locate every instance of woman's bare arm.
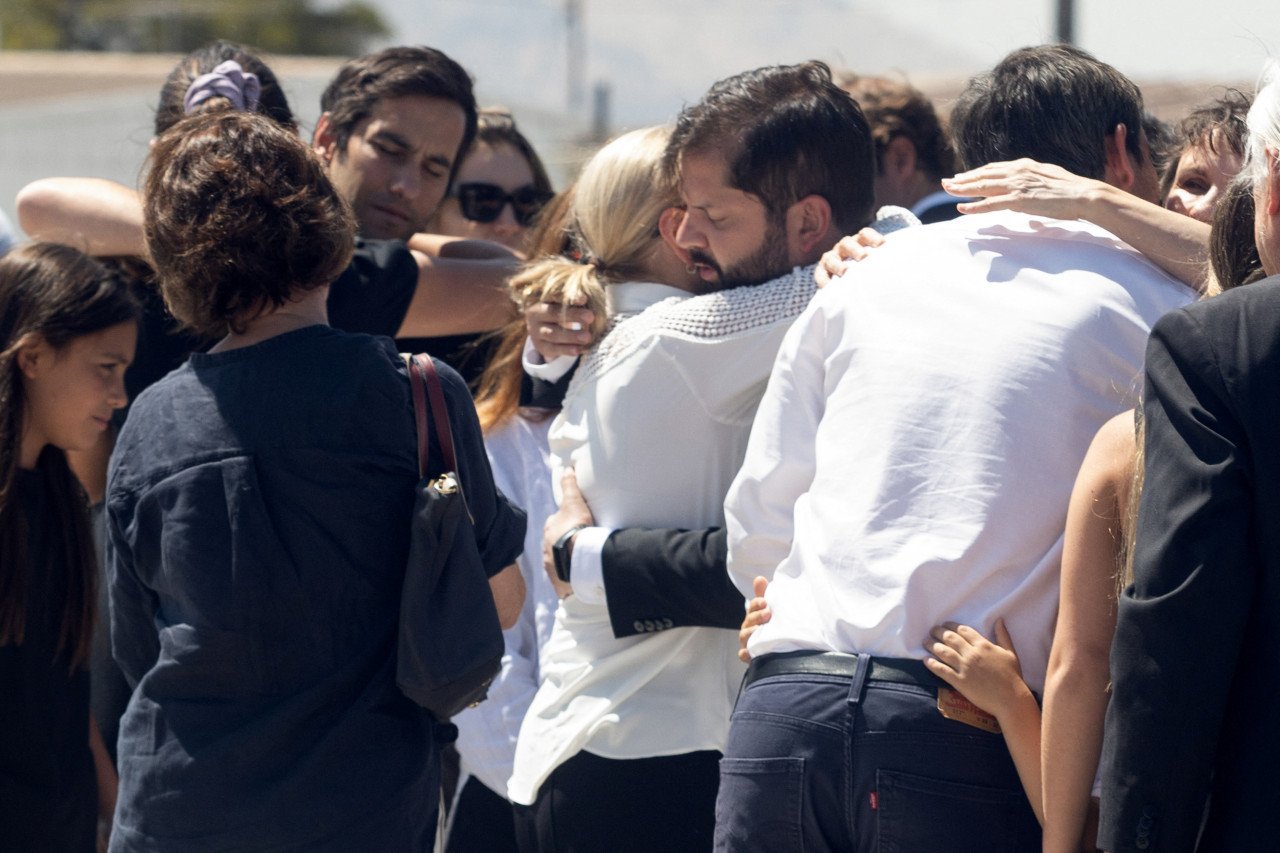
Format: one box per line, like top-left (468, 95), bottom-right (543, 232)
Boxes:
top-left (16, 178), bottom-right (147, 258)
top-left (1040, 410), bottom-right (1135, 853)
top-left (942, 160), bottom-right (1210, 292)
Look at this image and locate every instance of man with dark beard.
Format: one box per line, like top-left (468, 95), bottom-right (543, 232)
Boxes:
top-left (512, 62), bottom-right (879, 852)
top-left (531, 61), bottom-right (881, 641)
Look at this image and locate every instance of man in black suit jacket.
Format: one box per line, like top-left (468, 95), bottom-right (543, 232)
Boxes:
top-left (1099, 78), bottom-right (1280, 852)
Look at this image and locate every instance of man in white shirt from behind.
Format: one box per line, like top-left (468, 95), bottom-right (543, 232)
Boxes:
top-left (718, 45), bottom-right (1196, 853)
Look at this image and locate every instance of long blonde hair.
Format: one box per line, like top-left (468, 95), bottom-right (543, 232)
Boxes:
top-left (477, 126), bottom-right (677, 432)
top-left (508, 125), bottom-right (675, 341)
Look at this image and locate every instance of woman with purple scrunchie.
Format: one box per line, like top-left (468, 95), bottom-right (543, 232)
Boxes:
top-left (181, 60), bottom-right (261, 116)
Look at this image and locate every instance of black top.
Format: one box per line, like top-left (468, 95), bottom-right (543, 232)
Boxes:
top-left (106, 326), bottom-right (525, 851)
top-left (326, 238), bottom-right (421, 337)
top-left (123, 238), bottom-right (500, 401)
top-left (396, 332), bottom-right (502, 388)
top-left (0, 468), bottom-right (96, 853)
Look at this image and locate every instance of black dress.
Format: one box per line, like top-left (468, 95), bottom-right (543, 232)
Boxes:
top-left (0, 467), bottom-right (97, 852)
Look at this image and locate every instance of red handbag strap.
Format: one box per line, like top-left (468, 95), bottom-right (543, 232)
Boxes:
top-left (407, 354), bottom-right (459, 477)
top-left (408, 355), bottom-right (430, 478)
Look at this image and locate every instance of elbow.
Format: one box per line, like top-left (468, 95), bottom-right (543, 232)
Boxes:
top-left (15, 180), bottom-right (61, 239)
top-left (1044, 644), bottom-right (1112, 692)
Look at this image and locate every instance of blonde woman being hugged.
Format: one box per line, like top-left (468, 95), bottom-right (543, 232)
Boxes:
top-left (507, 126), bottom-right (755, 852)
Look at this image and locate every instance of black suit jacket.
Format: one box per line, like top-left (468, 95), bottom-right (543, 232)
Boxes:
top-left (1099, 279), bottom-right (1280, 852)
top-left (519, 362), bottom-right (744, 638)
top-left (600, 527), bottom-right (743, 638)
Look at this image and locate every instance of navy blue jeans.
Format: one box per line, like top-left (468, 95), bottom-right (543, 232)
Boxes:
top-left (714, 653), bottom-right (1040, 852)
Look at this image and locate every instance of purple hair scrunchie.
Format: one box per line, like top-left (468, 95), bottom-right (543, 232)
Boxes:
top-left (183, 60), bottom-right (262, 116)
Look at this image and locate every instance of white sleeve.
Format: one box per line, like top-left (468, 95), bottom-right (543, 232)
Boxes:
top-left (522, 336), bottom-right (578, 382)
top-left (567, 526), bottom-right (610, 606)
top-left (723, 293), bottom-right (830, 596)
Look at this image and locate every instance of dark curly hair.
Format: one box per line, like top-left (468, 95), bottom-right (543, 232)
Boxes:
top-left (1159, 90), bottom-right (1252, 201)
top-left (143, 110), bottom-right (356, 339)
top-left (837, 73), bottom-right (956, 184)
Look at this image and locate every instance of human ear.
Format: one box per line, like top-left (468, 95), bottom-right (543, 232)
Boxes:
top-left (658, 207), bottom-right (696, 267)
top-left (1265, 151), bottom-right (1280, 217)
top-left (786, 194), bottom-right (834, 257)
top-left (882, 135), bottom-right (919, 182)
top-left (313, 112), bottom-right (339, 163)
top-left (1103, 123), bottom-right (1137, 190)
top-left (15, 333), bottom-right (48, 380)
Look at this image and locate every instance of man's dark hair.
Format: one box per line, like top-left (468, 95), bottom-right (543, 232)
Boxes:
top-left (837, 73), bottom-right (956, 183)
top-left (664, 61), bottom-right (876, 234)
top-left (950, 44), bottom-right (1146, 179)
top-left (319, 46), bottom-right (478, 182)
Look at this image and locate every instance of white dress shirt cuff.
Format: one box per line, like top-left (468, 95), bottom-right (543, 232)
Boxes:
top-left (568, 526), bottom-right (611, 606)
top-left (522, 337), bottom-right (577, 382)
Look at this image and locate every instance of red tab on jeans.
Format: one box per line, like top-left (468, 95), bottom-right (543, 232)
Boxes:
top-left (869, 791), bottom-right (879, 810)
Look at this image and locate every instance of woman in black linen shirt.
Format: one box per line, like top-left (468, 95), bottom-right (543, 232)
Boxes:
top-left (104, 110), bottom-right (525, 852)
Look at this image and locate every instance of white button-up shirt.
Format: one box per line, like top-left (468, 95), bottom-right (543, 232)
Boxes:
top-left (727, 211), bottom-right (1196, 694)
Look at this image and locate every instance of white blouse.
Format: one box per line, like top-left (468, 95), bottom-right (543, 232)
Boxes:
top-left (508, 270), bottom-right (818, 804)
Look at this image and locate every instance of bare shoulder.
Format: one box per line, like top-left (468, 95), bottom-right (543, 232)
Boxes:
top-left (1079, 409), bottom-right (1137, 497)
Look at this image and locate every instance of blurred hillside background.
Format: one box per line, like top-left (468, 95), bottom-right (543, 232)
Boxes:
top-left (1, 0), bottom-right (1274, 236)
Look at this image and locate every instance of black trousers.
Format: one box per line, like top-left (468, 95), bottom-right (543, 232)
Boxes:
top-left (513, 749), bottom-right (721, 853)
top-left (445, 774), bottom-right (520, 853)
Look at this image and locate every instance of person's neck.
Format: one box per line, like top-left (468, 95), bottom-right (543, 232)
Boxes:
top-left (17, 427), bottom-right (43, 471)
top-left (209, 286), bottom-right (331, 353)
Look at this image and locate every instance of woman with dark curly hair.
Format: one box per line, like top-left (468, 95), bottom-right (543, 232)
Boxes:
top-left (105, 109), bottom-right (525, 852)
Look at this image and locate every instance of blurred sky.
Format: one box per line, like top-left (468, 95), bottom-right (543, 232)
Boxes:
top-left (369, 0), bottom-right (1277, 125)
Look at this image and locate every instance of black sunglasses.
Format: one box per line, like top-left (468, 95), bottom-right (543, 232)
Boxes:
top-left (449, 182), bottom-right (554, 226)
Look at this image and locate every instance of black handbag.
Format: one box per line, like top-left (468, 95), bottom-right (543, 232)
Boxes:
top-left (396, 353), bottom-right (504, 719)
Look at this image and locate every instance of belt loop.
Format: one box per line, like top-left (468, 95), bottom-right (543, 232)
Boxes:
top-left (734, 662), bottom-right (752, 708)
top-left (847, 653), bottom-right (872, 706)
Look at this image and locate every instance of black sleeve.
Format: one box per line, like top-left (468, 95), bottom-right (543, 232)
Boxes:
top-left (599, 526), bottom-right (743, 637)
top-left (327, 238), bottom-right (419, 337)
top-left (519, 361), bottom-right (578, 409)
top-left (428, 358), bottom-right (527, 577)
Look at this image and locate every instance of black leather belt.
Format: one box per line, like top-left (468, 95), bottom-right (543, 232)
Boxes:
top-left (742, 650), bottom-right (946, 691)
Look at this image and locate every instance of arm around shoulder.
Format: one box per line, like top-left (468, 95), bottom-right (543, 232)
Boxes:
top-left (16, 177), bottom-right (146, 258)
top-left (600, 526), bottom-right (741, 637)
top-left (395, 250), bottom-right (519, 338)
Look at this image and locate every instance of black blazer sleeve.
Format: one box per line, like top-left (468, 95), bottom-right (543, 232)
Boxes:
top-left (519, 360), bottom-right (578, 409)
top-left (1098, 300), bottom-right (1258, 853)
top-left (599, 527), bottom-right (743, 638)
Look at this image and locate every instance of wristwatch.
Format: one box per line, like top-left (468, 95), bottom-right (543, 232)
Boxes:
top-left (552, 524), bottom-right (589, 583)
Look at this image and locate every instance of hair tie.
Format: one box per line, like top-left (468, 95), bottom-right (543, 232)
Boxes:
top-left (183, 60), bottom-right (262, 115)
top-left (583, 255), bottom-right (606, 271)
